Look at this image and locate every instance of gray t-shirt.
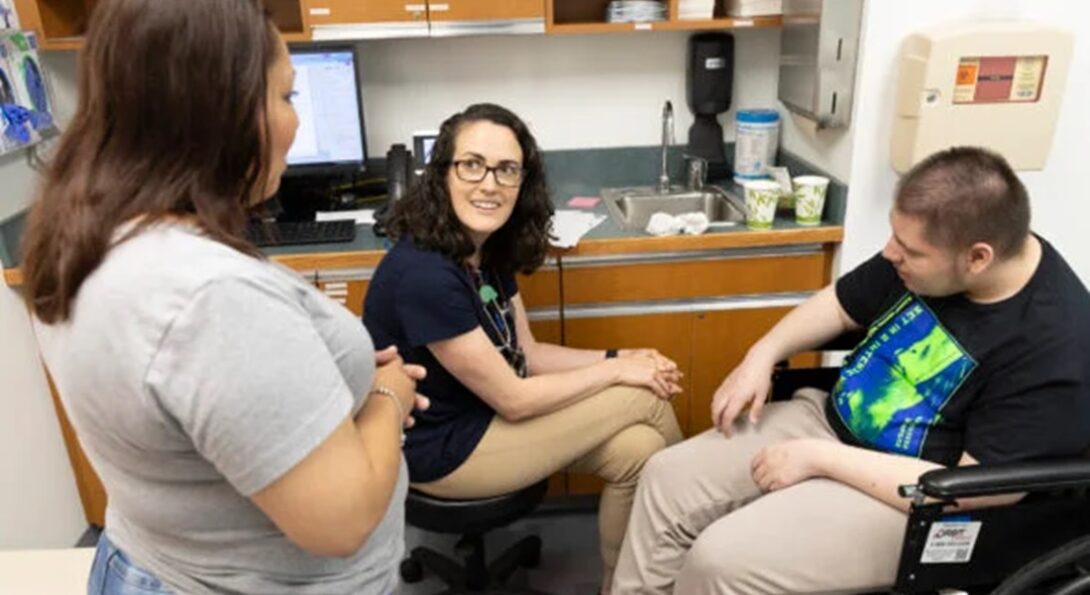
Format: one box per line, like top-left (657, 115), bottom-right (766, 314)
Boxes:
top-left (34, 222), bottom-right (406, 594)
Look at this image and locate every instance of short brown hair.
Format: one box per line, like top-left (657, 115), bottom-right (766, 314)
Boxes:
top-left (21, 0), bottom-right (278, 323)
top-left (895, 146), bottom-right (1030, 259)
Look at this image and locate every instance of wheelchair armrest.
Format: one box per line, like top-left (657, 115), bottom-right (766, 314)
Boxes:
top-left (917, 459), bottom-right (1090, 500)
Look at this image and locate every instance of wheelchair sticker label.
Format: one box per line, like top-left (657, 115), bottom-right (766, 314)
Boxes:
top-left (921, 521), bottom-right (982, 564)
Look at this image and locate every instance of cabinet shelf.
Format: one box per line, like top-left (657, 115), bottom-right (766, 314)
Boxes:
top-left (13, 0), bottom-right (308, 50)
top-left (547, 0), bottom-right (781, 35)
top-left (546, 15), bottom-right (780, 35)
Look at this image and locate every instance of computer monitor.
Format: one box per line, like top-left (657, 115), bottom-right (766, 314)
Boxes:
top-left (285, 45), bottom-right (367, 175)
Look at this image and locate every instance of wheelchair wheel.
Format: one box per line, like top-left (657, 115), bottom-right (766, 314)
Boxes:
top-left (992, 535), bottom-right (1090, 595)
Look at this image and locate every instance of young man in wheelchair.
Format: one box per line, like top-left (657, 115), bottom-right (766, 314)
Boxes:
top-left (611, 146), bottom-right (1090, 594)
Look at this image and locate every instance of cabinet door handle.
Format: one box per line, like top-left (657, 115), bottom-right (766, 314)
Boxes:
top-left (430, 3), bottom-right (450, 11)
top-left (308, 6), bottom-right (332, 16)
top-left (404, 3), bottom-right (427, 11)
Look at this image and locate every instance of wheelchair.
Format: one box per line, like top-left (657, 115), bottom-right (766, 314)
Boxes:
top-left (771, 334), bottom-right (1090, 595)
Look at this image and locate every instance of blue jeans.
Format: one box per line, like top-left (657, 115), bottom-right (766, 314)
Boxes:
top-left (88, 533), bottom-right (172, 595)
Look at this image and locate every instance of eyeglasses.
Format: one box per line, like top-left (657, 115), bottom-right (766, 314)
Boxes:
top-left (451, 159), bottom-right (525, 188)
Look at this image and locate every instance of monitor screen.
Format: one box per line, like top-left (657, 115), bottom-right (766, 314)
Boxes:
top-left (286, 47), bottom-right (366, 172)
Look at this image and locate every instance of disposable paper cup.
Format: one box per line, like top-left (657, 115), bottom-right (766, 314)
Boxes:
top-left (743, 180), bottom-right (781, 230)
top-left (793, 175), bottom-right (829, 226)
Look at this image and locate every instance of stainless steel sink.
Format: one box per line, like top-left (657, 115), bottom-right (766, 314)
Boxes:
top-left (602, 185), bottom-right (747, 232)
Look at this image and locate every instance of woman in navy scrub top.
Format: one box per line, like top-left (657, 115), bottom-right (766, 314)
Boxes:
top-left (364, 103), bottom-right (684, 594)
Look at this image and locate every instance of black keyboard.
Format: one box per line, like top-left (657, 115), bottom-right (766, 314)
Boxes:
top-left (245, 219), bottom-right (357, 247)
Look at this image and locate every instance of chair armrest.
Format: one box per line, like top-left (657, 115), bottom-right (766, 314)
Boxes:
top-left (917, 459), bottom-right (1090, 500)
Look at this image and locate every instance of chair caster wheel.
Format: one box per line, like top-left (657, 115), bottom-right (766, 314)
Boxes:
top-left (400, 556), bottom-right (424, 583)
top-left (521, 536), bottom-right (542, 568)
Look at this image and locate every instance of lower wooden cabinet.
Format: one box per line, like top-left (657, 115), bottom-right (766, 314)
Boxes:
top-left (44, 371), bottom-right (107, 527)
top-left (563, 311), bottom-right (692, 495)
top-left (316, 278), bottom-right (370, 317)
top-left (39, 246), bottom-right (833, 520)
top-left (689, 307), bottom-right (821, 434)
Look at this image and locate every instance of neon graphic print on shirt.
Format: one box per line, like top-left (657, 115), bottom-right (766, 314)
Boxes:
top-left (831, 294), bottom-right (977, 457)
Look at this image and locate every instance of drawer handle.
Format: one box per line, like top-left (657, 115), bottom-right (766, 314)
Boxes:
top-left (430, 2), bottom-right (450, 11)
top-left (405, 3), bottom-right (426, 11)
top-left (308, 7), bottom-right (332, 16)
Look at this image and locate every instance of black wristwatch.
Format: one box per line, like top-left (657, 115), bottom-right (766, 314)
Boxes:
top-left (605, 348), bottom-right (619, 359)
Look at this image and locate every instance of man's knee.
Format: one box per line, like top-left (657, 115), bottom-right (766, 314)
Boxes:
top-left (679, 531), bottom-right (766, 594)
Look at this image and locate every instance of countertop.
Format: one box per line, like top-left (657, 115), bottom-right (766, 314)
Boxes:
top-left (2, 146), bottom-right (845, 286)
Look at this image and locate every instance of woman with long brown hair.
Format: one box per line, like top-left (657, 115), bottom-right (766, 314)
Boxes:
top-left (364, 103), bottom-right (684, 594)
top-left (21, 1), bottom-right (422, 593)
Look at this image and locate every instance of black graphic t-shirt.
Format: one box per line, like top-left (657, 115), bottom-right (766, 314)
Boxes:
top-left (363, 238), bottom-right (521, 483)
top-left (828, 238), bottom-right (1090, 466)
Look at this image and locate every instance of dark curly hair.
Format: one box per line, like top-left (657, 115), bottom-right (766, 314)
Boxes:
top-left (387, 103), bottom-right (554, 276)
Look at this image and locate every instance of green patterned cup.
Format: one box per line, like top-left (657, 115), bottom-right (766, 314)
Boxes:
top-left (743, 180), bottom-right (781, 230)
top-left (793, 175), bottom-right (829, 226)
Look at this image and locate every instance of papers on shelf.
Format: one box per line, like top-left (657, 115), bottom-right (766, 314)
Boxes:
top-left (677, 0), bottom-right (715, 20)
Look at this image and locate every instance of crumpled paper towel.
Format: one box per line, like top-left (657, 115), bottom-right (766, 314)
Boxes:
top-left (645, 212), bottom-right (710, 236)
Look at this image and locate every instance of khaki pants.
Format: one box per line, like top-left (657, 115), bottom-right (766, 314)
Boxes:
top-left (416, 386), bottom-right (683, 577)
top-left (612, 389), bottom-right (908, 595)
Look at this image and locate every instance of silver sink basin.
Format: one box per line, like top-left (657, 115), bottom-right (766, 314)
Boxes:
top-left (602, 185), bottom-right (747, 232)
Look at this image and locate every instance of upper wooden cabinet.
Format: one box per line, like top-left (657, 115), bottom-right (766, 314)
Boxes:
top-left (303, 0), bottom-right (427, 26)
top-left (427, 0), bottom-right (544, 22)
top-left (13, 0), bottom-right (309, 50)
top-left (304, 0), bottom-right (545, 39)
top-left (547, 0), bottom-right (781, 34)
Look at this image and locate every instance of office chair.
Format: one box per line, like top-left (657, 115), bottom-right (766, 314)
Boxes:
top-left (400, 480), bottom-right (552, 594)
top-left (772, 335), bottom-right (1090, 595)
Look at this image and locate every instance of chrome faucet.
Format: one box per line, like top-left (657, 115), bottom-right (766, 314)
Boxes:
top-left (658, 100), bottom-right (673, 194)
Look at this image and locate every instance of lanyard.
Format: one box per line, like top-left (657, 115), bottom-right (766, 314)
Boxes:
top-left (467, 265), bottom-right (527, 377)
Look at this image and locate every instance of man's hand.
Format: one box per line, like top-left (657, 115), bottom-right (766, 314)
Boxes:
top-left (751, 439), bottom-right (834, 492)
top-left (711, 351), bottom-right (775, 436)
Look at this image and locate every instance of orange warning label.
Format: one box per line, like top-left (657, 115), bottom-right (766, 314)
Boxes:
top-left (956, 62), bottom-right (978, 85)
top-left (953, 55), bottom-right (1047, 104)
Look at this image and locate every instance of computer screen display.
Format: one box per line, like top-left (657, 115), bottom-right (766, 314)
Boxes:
top-left (286, 48), bottom-right (366, 171)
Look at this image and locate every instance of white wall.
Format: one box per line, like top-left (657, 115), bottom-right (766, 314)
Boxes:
top-left (0, 285), bottom-right (86, 549)
top-left (356, 29), bottom-right (782, 154)
top-left (0, 50), bottom-right (86, 549)
top-left (837, 0), bottom-right (1090, 279)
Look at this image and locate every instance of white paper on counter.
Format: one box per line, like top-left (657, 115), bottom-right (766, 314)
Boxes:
top-left (315, 209), bottom-right (376, 225)
top-left (550, 209), bottom-right (607, 248)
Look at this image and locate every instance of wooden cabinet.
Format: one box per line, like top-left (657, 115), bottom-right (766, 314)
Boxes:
top-left (563, 311), bottom-right (692, 494)
top-left (557, 247), bottom-right (831, 494)
top-left (689, 307), bottom-right (821, 434)
top-left (303, 0), bottom-right (427, 26)
top-left (547, 0), bottom-right (782, 34)
top-left (304, 0), bottom-right (544, 39)
top-left (44, 370), bottom-right (107, 527)
top-left (13, 0), bottom-right (309, 49)
top-left (427, 0), bottom-right (544, 22)
top-left (315, 273), bottom-right (371, 317)
top-left (20, 242), bottom-right (834, 519)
